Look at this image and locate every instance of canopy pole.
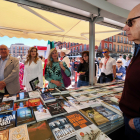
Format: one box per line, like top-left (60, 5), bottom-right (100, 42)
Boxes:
top-left (89, 18), bottom-right (95, 85)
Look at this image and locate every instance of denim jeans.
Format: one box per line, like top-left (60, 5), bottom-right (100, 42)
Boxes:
top-left (124, 115), bottom-right (140, 140)
top-left (99, 76), bottom-right (112, 83)
top-left (77, 80), bottom-right (89, 88)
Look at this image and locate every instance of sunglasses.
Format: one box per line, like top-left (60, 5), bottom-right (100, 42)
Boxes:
top-left (117, 62), bottom-right (122, 63)
top-left (125, 16), bottom-right (140, 27)
top-left (102, 51), bottom-right (107, 53)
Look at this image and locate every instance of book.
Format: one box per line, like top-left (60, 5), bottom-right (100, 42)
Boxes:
top-left (17, 107), bottom-right (36, 126)
top-left (93, 105), bottom-right (121, 121)
top-left (28, 98), bottom-right (43, 107)
top-left (28, 91), bottom-right (41, 98)
top-left (0, 111), bottom-right (16, 131)
top-left (70, 90), bottom-right (86, 97)
top-left (49, 88), bottom-right (60, 95)
top-left (9, 124), bottom-right (29, 140)
top-left (57, 98), bottom-right (77, 113)
top-left (47, 116), bottom-right (76, 140)
top-left (45, 101), bottom-right (67, 117)
top-left (39, 87), bottom-right (49, 94)
top-left (0, 129), bottom-right (9, 140)
top-left (41, 92), bottom-right (56, 103)
top-left (14, 100), bottom-right (29, 111)
top-left (76, 124), bottom-right (111, 140)
top-left (0, 100), bottom-right (14, 114)
top-left (79, 107), bottom-right (109, 127)
top-left (28, 121), bottom-right (55, 140)
top-left (16, 92), bottom-right (29, 101)
top-left (65, 111), bottom-right (92, 130)
top-left (2, 94), bottom-right (17, 102)
top-left (29, 77), bottom-right (39, 91)
top-left (33, 104), bottom-right (52, 122)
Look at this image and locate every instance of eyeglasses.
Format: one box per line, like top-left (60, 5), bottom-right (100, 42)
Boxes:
top-left (125, 16), bottom-right (140, 27)
top-left (117, 62), bottom-right (122, 63)
top-left (102, 51), bottom-right (107, 53)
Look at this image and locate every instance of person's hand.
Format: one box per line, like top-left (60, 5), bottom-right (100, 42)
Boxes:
top-left (59, 62), bottom-right (65, 70)
top-left (0, 81), bottom-right (6, 90)
top-left (112, 79), bottom-right (116, 82)
top-left (129, 119), bottom-right (136, 130)
top-left (54, 81), bottom-right (62, 87)
top-left (79, 72), bottom-right (85, 75)
top-left (114, 95), bottom-right (121, 102)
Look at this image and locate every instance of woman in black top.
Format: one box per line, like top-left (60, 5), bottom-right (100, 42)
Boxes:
top-left (77, 51), bottom-right (96, 87)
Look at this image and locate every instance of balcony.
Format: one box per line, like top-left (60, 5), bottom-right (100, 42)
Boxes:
top-left (117, 41), bottom-right (123, 43)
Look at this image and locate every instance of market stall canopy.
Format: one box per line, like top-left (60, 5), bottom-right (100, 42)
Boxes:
top-left (0, 0), bottom-right (122, 45)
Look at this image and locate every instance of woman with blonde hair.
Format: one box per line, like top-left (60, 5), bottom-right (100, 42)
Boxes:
top-left (23, 47), bottom-right (43, 91)
top-left (45, 48), bottom-right (71, 89)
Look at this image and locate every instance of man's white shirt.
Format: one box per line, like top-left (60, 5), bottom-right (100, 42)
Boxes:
top-left (101, 57), bottom-right (116, 75)
top-left (62, 56), bottom-right (70, 68)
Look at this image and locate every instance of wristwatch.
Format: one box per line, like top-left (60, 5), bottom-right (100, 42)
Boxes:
top-left (113, 77), bottom-right (116, 80)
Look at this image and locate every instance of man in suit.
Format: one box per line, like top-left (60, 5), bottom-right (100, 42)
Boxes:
top-left (0, 45), bottom-right (20, 95)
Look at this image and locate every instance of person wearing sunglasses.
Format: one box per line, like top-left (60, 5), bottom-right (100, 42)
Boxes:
top-left (98, 48), bottom-right (116, 83)
top-left (118, 4), bottom-right (140, 140)
top-left (116, 59), bottom-right (126, 80)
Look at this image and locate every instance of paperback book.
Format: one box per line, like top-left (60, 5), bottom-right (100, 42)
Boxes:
top-left (41, 92), bottom-right (56, 103)
top-left (28, 91), bottom-right (41, 98)
top-left (65, 111), bottom-right (92, 130)
top-left (0, 129), bottom-right (9, 140)
top-left (16, 92), bottom-right (29, 101)
top-left (0, 100), bottom-right (14, 114)
top-left (28, 98), bottom-right (43, 107)
top-left (14, 100), bottom-right (29, 111)
top-left (2, 94), bottom-right (17, 102)
top-left (9, 124), bottom-right (29, 140)
top-left (33, 104), bottom-right (52, 122)
top-left (28, 121), bottom-right (55, 140)
top-left (47, 116), bottom-right (76, 140)
top-left (76, 124), bottom-right (111, 140)
top-left (0, 111), bottom-right (16, 131)
top-left (45, 101), bottom-right (67, 117)
top-left (79, 107), bottom-right (109, 127)
top-left (17, 107), bottom-right (36, 126)
top-left (49, 88), bottom-right (60, 95)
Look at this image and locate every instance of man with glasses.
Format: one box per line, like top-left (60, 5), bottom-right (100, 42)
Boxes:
top-left (98, 48), bottom-right (116, 83)
top-left (119, 4), bottom-right (140, 140)
top-left (0, 45), bottom-right (20, 95)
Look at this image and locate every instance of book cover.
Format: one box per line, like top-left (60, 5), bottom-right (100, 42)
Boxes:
top-left (47, 116), bottom-right (76, 140)
top-left (2, 94), bottom-right (17, 102)
top-left (29, 77), bottom-right (39, 91)
top-left (0, 111), bottom-right (16, 131)
top-left (65, 111), bottom-right (92, 130)
top-left (14, 101), bottom-right (29, 111)
top-left (9, 124), bottom-right (29, 140)
top-left (0, 100), bottom-right (14, 113)
top-left (76, 124), bottom-right (111, 140)
top-left (93, 105), bottom-right (121, 121)
top-left (45, 101), bottom-right (67, 117)
top-left (28, 121), bottom-right (55, 140)
top-left (28, 98), bottom-right (43, 107)
top-left (39, 87), bottom-right (49, 94)
top-left (57, 98), bottom-right (77, 113)
top-left (41, 92), bottom-right (56, 103)
top-left (0, 129), bottom-right (9, 140)
top-left (17, 107), bottom-right (36, 126)
top-left (16, 92), bottom-right (29, 101)
top-left (33, 104), bottom-right (52, 122)
top-left (49, 88), bottom-right (60, 94)
top-left (28, 91), bottom-right (41, 98)
top-left (80, 107), bottom-right (109, 126)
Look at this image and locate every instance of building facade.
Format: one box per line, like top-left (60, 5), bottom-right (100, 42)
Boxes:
top-left (9, 43), bottom-right (30, 58)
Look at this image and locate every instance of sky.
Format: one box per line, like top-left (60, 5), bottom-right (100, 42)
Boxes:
top-left (0, 36), bottom-right (48, 48)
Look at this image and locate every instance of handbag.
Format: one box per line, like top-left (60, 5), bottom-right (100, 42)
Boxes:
top-left (61, 68), bottom-right (71, 88)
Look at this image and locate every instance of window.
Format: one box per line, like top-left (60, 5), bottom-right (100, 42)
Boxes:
top-left (113, 44), bottom-right (116, 51)
top-left (99, 43), bottom-right (101, 50)
top-left (20, 47), bottom-right (22, 50)
top-left (124, 38), bottom-right (125, 43)
top-left (71, 43), bottom-right (72, 47)
top-left (17, 46), bottom-right (19, 50)
top-left (73, 47), bottom-right (75, 52)
top-left (105, 38), bottom-right (108, 41)
top-left (113, 36), bottom-right (116, 41)
top-left (121, 37), bottom-right (123, 43)
top-left (121, 32), bottom-right (123, 35)
top-left (84, 44), bottom-right (86, 51)
top-left (76, 46), bottom-right (78, 52)
top-left (67, 43), bottom-right (69, 48)
top-left (127, 38), bottom-right (128, 43)
top-left (127, 46), bottom-right (128, 51)
top-left (121, 46), bottom-right (123, 51)
top-left (124, 46), bottom-right (125, 52)
top-left (109, 37), bottom-right (112, 42)
top-left (118, 36), bottom-right (119, 42)
top-left (118, 45), bottom-right (119, 51)
top-left (105, 43), bottom-right (108, 48)
top-left (80, 45), bottom-right (82, 52)
top-left (71, 48), bottom-right (72, 53)
top-left (65, 44), bottom-right (66, 48)
top-left (129, 47), bottom-right (131, 52)
top-left (109, 44), bottom-right (112, 50)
